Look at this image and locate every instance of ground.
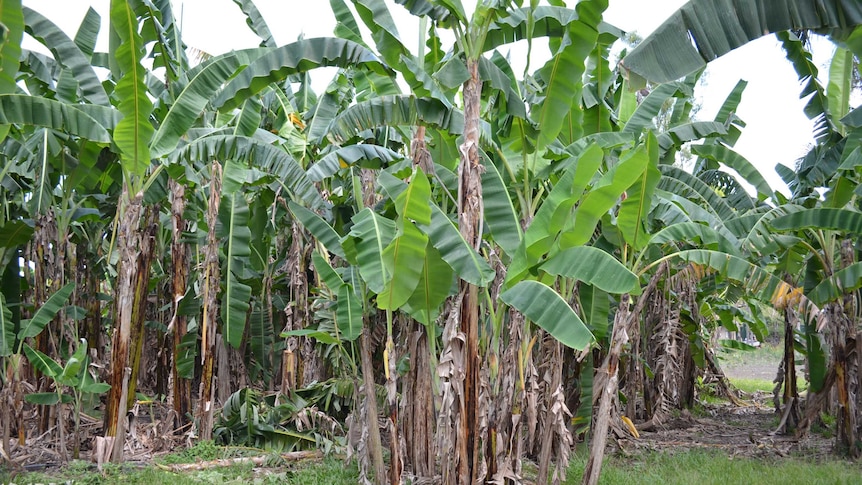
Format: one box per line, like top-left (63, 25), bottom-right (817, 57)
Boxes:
top-left (4, 345), bottom-right (860, 484)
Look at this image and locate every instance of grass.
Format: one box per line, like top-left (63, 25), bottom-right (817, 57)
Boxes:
top-left (730, 376), bottom-right (775, 394)
top-left (565, 447), bottom-right (862, 485)
top-left (10, 441), bottom-right (861, 485)
top-left (8, 444), bottom-right (357, 485)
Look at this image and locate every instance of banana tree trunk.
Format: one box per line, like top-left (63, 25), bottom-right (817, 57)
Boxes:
top-left (490, 308), bottom-right (525, 482)
top-left (385, 330), bottom-right (401, 485)
top-left (582, 295), bottom-right (629, 485)
top-left (538, 339), bottom-right (573, 485)
top-left (453, 56), bottom-right (483, 485)
top-left (169, 178), bottom-right (191, 431)
top-left (360, 328), bottom-right (387, 485)
top-left (103, 187), bottom-right (144, 462)
top-left (33, 211), bottom-right (59, 435)
top-left (835, 239), bottom-right (859, 456)
top-left (402, 319), bottom-right (435, 478)
top-left (125, 206), bottom-right (158, 412)
top-left (197, 162), bottom-right (222, 441)
top-left (583, 263), bottom-right (667, 485)
top-left (774, 305), bottom-right (800, 433)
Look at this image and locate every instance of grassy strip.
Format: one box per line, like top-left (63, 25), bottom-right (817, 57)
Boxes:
top-left (6, 449), bottom-right (356, 485)
top-left (565, 448), bottom-right (862, 485)
top-left (9, 442), bottom-right (860, 485)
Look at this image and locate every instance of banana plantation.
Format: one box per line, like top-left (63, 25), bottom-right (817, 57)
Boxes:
top-left (1, 0), bottom-right (862, 483)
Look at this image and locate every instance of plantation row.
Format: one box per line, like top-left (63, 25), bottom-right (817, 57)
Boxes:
top-left (0, 1), bottom-right (860, 484)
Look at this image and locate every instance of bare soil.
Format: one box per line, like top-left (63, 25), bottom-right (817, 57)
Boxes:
top-left (621, 401), bottom-right (833, 461)
top-left (620, 352), bottom-right (835, 461)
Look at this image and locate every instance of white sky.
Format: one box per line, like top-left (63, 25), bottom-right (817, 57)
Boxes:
top-left (22, 0), bottom-right (840, 197)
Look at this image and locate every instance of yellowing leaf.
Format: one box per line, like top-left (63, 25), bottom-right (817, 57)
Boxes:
top-left (771, 283), bottom-right (802, 310)
top-left (621, 415), bottom-right (639, 439)
top-left (289, 112), bottom-right (305, 130)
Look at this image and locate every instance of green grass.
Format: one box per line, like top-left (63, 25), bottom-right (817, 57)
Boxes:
top-left (11, 446), bottom-right (862, 485)
top-left (9, 450), bottom-right (357, 485)
top-left (565, 448), bottom-right (862, 485)
top-left (730, 377), bottom-right (774, 394)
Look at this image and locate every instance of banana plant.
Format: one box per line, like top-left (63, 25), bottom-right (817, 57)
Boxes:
top-left (22, 338), bottom-right (110, 459)
top-left (0, 283), bottom-right (74, 455)
top-left (624, 1), bottom-right (862, 459)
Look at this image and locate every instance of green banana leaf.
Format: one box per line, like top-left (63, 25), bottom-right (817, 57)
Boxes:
top-left (617, 132), bottom-right (660, 251)
top-left (657, 121), bottom-right (728, 153)
top-left (231, 0), bottom-right (276, 47)
top-left (648, 222), bottom-right (740, 256)
top-left (22, 344), bottom-right (62, 378)
top-left (73, 7), bottom-right (100, 59)
top-left (827, 46), bottom-right (853, 129)
top-left (394, 0), bottom-right (461, 25)
top-left (666, 249), bottom-right (806, 312)
top-left (404, 244), bottom-right (454, 326)
top-left (728, 204), bottom-right (804, 256)
top-left (480, 155), bottom-right (522, 259)
top-left (691, 144), bottom-right (773, 200)
top-left (0, 0), bottom-right (23, 101)
top-left (0, 294), bottom-right (13, 357)
top-left (348, 208), bottom-right (396, 294)
top-left (500, 280), bottom-right (594, 350)
top-left (504, 143), bottom-right (604, 286)
top-left (218, 192), bottom-right (252, 349)
top-left (58, 340), bottom-right (88, 387)
top-left (579, 284), bottom-right (609, 340)
top-left (560, 143), bottom-right (649, 248)
top-left (377, 221), bottom-right (428, 311)
top-left (541, 246), bottom-right (638, 294)
top-left (377, 170), bottom-right (493, 287)
top-left (17, 282), bottom-right (75, 340)
top-left (479, 57), bottom-right (526, 119)
top-left (307, 144), bottom-right (403, 182)
top-left (330, 0), bottom-right (366, 45)
top-left (171, 134), bottom-right (324, 209)
top-left (621, 0), bottom-right (862, 86)
top-left (808, 262), bottom-right (862, 307)
top-left (0, 95), bottom-right (111, 143)
top-left (484, 6), bottom-right (584, 52)
top-left (288, 202), bottom-right (345, 259)
top-left (328, 95), bottom-right (466, 144)
top-left (777, 31), bottom-right (835, 144)
top-left (151, 49), bottom-right (266, 157)
top-left (110, 0), bottom-right (154, 183)
top-left (531, 13), bottom-right (598, 152)
top-left (418, 204), bottom-right (495, 287)
top-left (623, 82), bottom-right (689, 135)
top-left (24, 7), bottom-right (109, 106)
top-left (349, 0), bottom-right (404, 67)
top-left (771, 207), bottom-right (862, 234)
top-left (659, 165), bottom-right (735, 222)
top-left (310, 252), bottom-right (361, 342)
top-left (214, 38), bottom-right (391, 111)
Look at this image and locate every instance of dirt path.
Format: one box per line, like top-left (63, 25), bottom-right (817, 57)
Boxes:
top-left (623, 355), bottom-right (833, 460)
top-left (624, 402), bottom-right (832, 461)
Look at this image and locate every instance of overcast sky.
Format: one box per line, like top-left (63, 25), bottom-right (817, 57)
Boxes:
top-left (22, 0), bottom-right (839, 197)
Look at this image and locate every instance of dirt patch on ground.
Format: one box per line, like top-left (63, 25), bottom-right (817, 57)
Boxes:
top-left (618, 354), bottom-right (834, 461)
top-left (620, 400), bottom-right (833, 461)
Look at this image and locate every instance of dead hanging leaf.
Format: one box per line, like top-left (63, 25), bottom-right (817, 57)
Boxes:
top-left (289, 112), bottom-right (305, 130)
top-left (621, 416), bottom-right (640, 439)
top-left (771, 283), bottom-right (802, 310)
